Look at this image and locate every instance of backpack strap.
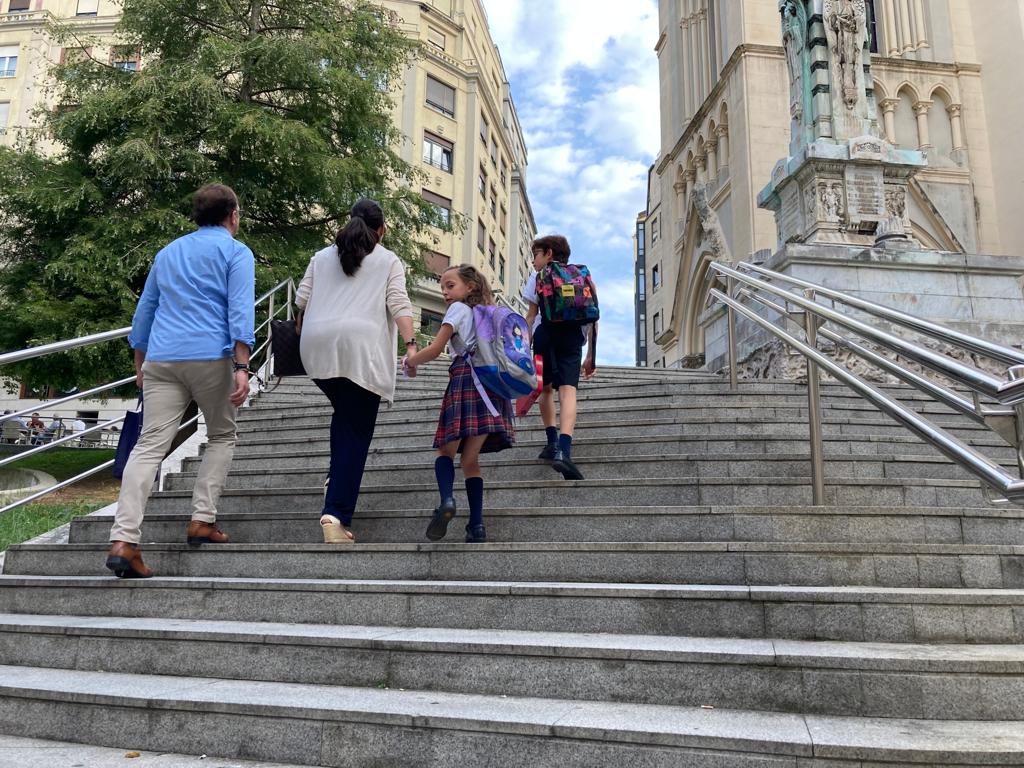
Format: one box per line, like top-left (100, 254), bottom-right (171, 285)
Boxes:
top-left (461, 351), bottom-right (500, 418)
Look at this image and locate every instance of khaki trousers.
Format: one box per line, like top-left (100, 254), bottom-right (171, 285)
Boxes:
top-left (110, 359), bottom-right (238, 544)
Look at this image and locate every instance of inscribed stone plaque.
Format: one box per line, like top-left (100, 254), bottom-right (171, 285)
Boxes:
top-left (844, 165), bottom-right (885, 222)
top-left (779, 182), bottom-right (803, 243)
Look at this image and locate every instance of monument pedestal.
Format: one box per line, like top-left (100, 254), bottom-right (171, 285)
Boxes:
top-left (758, 137), bottom-right (926, 250)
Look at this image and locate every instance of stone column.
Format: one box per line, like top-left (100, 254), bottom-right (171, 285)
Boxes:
top-left (882, 0), bottom-right (900, 56)
top-left (715, 126), bottom-right (729, 170)
top-left (911, 0), bottom-right (929, 49)
top-left (897, 0), bottom-right (914, 55)
top-left (673, 181), bottom-right (686, 224)
top-left (684, 168), bottom-right (696, 205)
top-left (913, 100), bottom-right (933, 150)
top-left (679, 18), bottom-right (691, 118)
top-left (705, 137), bottom-right (718, 180)
top-left (879, 98), bottom-right (899, 144)
top-left (947, 103), bottom-right (965, 149)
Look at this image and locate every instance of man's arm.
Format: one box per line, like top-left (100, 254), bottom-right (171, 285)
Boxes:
top-left (525, 302), bottom-right (538, 344)
top-left (227, 246), bottom-right (256, 407)
top-left (128, 265), bottom-right (161, 389)
top-left (583, 322), bottom-right (598, 379)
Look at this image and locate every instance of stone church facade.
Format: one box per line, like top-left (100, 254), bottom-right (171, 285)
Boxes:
top-left (641, 0), bottom-right (1024, 370)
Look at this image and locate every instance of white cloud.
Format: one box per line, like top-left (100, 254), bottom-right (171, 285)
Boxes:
top-left (482, 0), bottom-right (659, 366)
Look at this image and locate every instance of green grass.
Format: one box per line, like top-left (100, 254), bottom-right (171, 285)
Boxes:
top-left (5, 448), bottom-right (116, 481)
top-left (0, 501), bottom-right (104, 552)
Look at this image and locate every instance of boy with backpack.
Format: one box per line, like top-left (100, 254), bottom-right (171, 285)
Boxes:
top-left (523, 235), bottom-right (598, 481)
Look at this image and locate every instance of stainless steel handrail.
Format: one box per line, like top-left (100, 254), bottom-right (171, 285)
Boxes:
top-left (742, 263), bottom-right (1024, 368)
top-left (709, 260), bottom-right (1024, 505)
top-left (0, 277), bottom-right (297, 517)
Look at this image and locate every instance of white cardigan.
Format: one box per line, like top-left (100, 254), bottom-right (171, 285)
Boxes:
top-left (296, 243), bottom-right (413, 403)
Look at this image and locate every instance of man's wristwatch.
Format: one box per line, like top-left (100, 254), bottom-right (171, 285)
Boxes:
top-left (404, 339), bottom-right (418, 349)
top-left (232, 361), bottom-right (250, 372)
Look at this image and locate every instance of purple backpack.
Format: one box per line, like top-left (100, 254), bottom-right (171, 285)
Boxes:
top-left (466, 304), bottom-right (537, 415)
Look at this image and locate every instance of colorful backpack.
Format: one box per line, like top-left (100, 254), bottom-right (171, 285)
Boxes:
top-left (467, 304), bottom-right (537, 416)
top-left (536, 262), bottom-right (600, 325)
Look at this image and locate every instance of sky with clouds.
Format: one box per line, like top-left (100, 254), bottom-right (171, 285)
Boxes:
top-left (480, 0), bottom-right (660, 366)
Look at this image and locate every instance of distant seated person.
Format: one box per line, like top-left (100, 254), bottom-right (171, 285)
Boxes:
top-left (27, 413), bottom-right (45, 433)
top-left (2, 410), bottom-right (27, 429)
top-left (72, 418), bottom-right (87, 433)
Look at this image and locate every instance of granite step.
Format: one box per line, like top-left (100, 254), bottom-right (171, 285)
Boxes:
top-left (217, 433), bottom-right (1017, 465)
top-left (141, 476), bottom-right (998, 514)
top-left (66, 505), bottom-right (1024, 547)
top-left (163, 452), bottom-right (1015, 490)
top-left (2, 614), bottom-right (1022, 720)
top-left (6, 541), bottom-right (1023, 589)
top-left (5, 664), bottom-right (1018, 766)
top-left (0, 576), bottom-right (1021, 643)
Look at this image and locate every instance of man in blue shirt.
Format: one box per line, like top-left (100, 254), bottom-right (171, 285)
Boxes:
top-left (106, 184), bottom-right (256, 579)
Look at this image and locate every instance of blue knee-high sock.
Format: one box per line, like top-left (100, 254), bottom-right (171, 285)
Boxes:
top-left (465, 477), bottom-right (484, 527)
top-left (558, 433), bottom-right (573, 459)
top-left (435, 456), bottom-right (455, 502)
top-left (544, 426), bottom-right (558, 445)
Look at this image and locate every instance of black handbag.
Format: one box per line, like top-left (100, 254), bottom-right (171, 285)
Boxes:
top-left (270, 317), bottom-right (306, 377)
top-left (112, 396), bottom-right (143, 479)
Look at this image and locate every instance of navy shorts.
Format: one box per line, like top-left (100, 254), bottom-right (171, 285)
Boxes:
top-left (534, 323), bottom-right (587, 389)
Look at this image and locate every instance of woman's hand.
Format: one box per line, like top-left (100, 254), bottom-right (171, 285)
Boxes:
top-left (401, 355), bottom-right (417, 378)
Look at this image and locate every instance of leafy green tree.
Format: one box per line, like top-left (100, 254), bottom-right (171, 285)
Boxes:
top-left (0, 0), bottom-right (448, 389)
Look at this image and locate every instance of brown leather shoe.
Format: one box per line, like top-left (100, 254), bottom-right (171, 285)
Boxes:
top-left (105, 541), bottom-right (154, 579)
top-left (186, 520), bottom-right (230, 546)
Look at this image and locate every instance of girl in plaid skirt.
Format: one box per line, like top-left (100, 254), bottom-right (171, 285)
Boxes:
top-left (401, 265), bottom-right (515, 543)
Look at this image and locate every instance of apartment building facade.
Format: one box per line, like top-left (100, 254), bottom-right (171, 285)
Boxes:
top-left (0, 0), bottom-right (536, 339)
top-left (642, 0), bottom-right (1024, 369)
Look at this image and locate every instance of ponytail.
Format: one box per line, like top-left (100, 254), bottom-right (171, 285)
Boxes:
top-left (336, 198), bottom-right (385, 277)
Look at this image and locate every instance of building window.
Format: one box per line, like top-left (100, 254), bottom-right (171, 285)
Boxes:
top-left (653, 312), bottom-right (662, 336)
top-left (421, 309), bottom-right (444, 338)
top-left (422, 131), bottom-right (453, 173)
top-left (652, 264), bottom-right (661, 291)
top-left (499, 257), bottom-right (506, 284)
top-left (488, 238), bottom-right (496, 269)
top-left (427, 26), bottom-right (446, 51)
top-left (480, 113), bottom-right (489, 144)
top-left (500, 159), bottom-right (507, 186)
top-left (651, 216), bottom-right (659, 242)
top-left (499, 205), bottom-right (507, 234)
top-left (425, 75), bottom-right (455, 118)
top-left (7, 0), bottom-right (30, 11)
top-left (490, 137), bottom-right (497, 164)
top-left (423, 250), bottom-right (449, 280)
top-left (866, 0), bottom-right (879, 53)
top-left (111, 46), bottom-right (140, 72)
top-left (478, 164), bottom-right (487, 196)
top-left (0, 46), bottom-right (18, 78)
top-left (490, 186), bottom-right (497, 218)
top-left (76, 0), bottom-right (99, 15)
top-left (0, 102), bottom-right (8, 134)
top-left (421, 189), bottom-right (451, 227)
top-left (477, 219), bottom-right (486, 252)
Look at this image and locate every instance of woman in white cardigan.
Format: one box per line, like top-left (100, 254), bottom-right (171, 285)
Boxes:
top-left (296, 199), bottom-right (417, 544)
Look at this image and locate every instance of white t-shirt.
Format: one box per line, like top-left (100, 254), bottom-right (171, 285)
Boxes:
top-left (521, 271), bottom-right (540, 332)
top-left (442, 301), bottom-right (476, 357)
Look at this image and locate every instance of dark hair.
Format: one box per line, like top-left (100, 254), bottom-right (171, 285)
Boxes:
top-left (192, 184), bottom-right (239, 227)
top-left (531, 234), bottom-right (571, 264)
top-left (336, 198), bottom-right (385, 277)
top-left (442, 264), bottom-right (494, 307)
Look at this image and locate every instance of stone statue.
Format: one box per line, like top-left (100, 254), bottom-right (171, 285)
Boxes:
top-left (780, 0), bottom-right (805, 123)
top-left (826, 0), bottom-right (867, 110)
top-left (691, 184), bottom-right (733, 263)
top-left (819, 182), bottom-right (844, 222)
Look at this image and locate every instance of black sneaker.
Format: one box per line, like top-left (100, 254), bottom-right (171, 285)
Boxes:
top-left (426, 497), bottom-right (457, 541)
top-left (465, 524), bottom-right (487, 543)
top-left (537, 444), bottom-right (557, 461)
top-left (551, 449), bottom-right (584, 481)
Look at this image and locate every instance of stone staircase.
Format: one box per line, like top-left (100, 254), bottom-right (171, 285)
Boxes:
top-left (1, 365), bottom-right (1023, 766)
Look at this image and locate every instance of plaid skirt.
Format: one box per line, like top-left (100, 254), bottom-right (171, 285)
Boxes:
top-left (433, 357), bottom-right (515, 454)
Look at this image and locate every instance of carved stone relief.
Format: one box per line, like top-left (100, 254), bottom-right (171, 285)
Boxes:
top-left (819, 182), bottom-right (844, 222)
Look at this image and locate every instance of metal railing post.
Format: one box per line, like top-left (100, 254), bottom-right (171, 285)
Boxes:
top-left (286, 280), bottom-right (294, 321)
top-left (1009, 365), bottom-right (1024, 477)
top-left (803, 289), bottom-right (825, 505)
top-left (267, 290), bottom-right (276, 378)
top-left (727, 276), bottom-right (738, 391)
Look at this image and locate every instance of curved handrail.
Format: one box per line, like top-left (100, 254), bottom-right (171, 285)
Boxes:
top-left (708, 259), bottom-right (1024, 506)
top-left (0, 328), bottom-right (131, 367)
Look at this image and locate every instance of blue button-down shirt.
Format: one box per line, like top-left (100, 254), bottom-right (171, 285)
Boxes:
top-left (128, 226), bottom-right (256, 361)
